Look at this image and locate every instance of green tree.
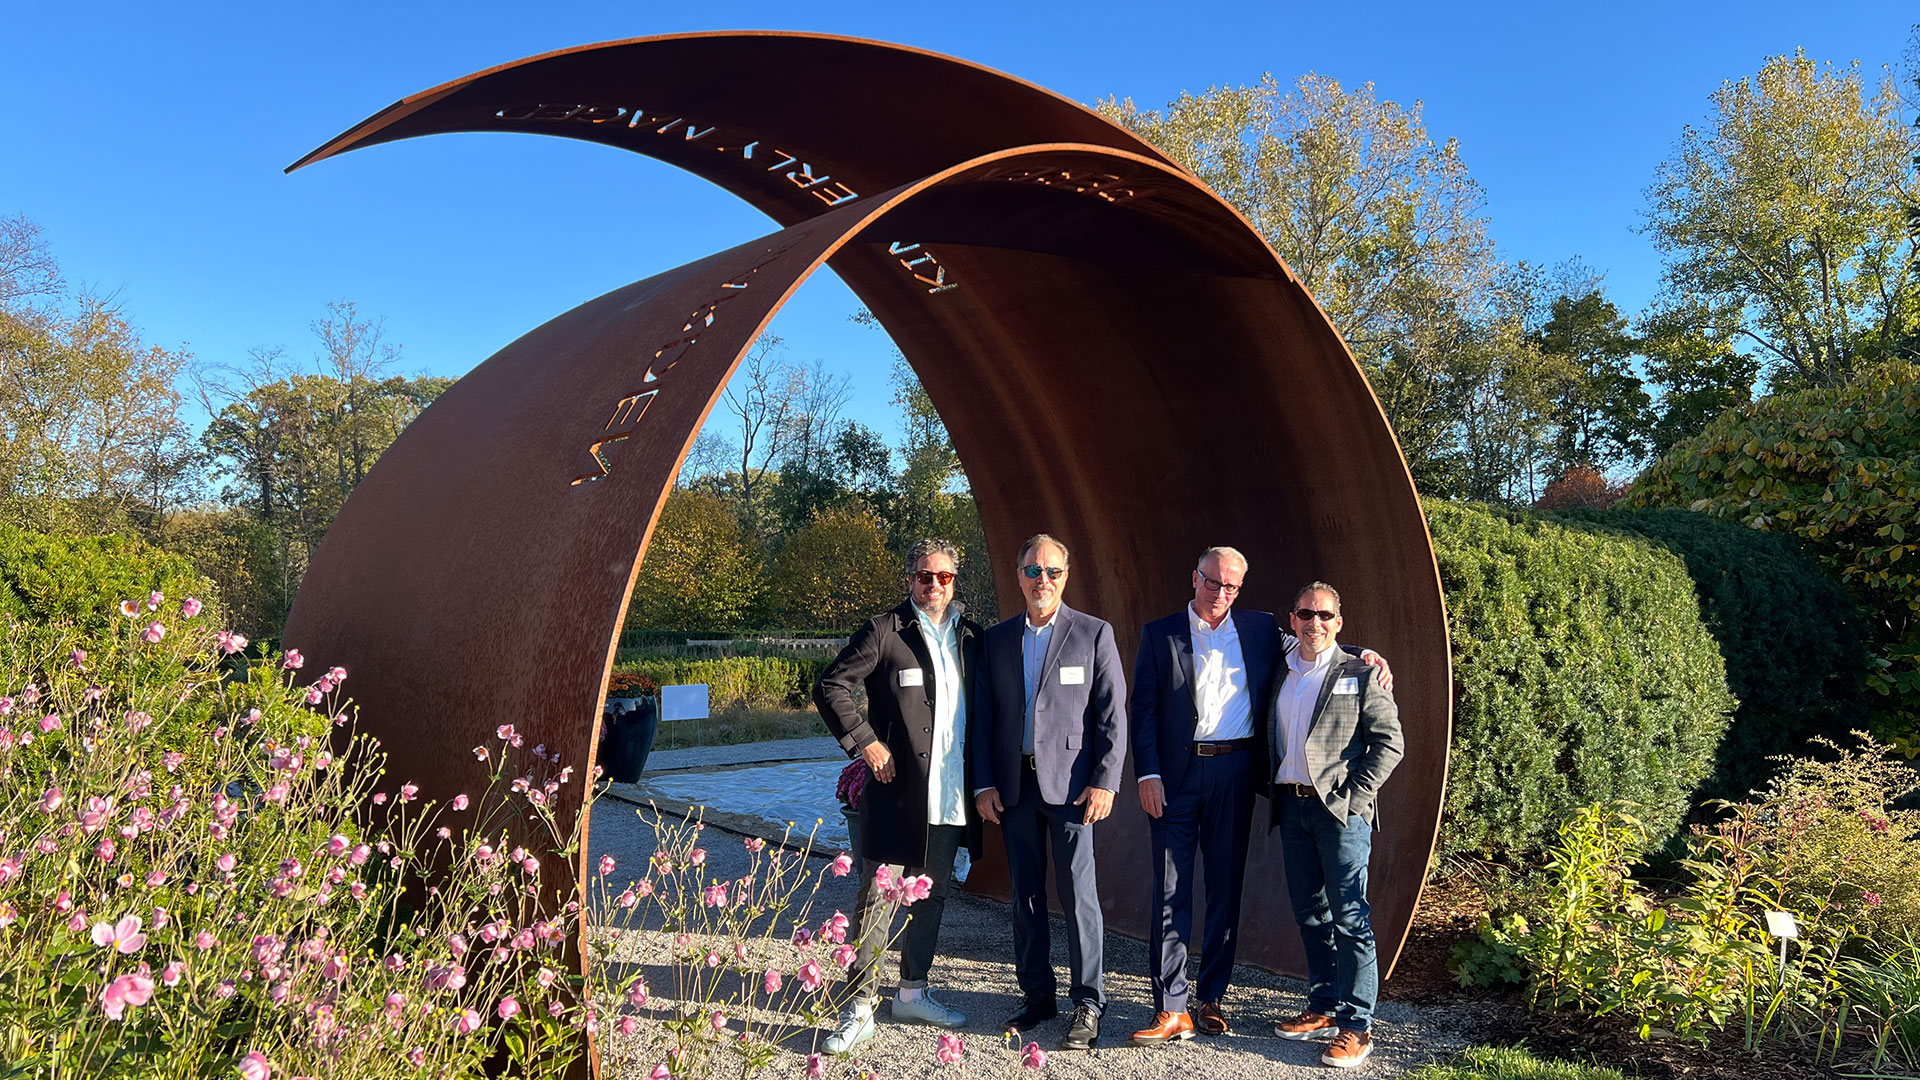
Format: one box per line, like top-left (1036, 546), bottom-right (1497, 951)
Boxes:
top-left (1635, 304), bottom-right (1759, 458)
top-left (624, 490), bottom-right (764, 631)
top-left (1534, 289), bottom-right (1648, 473)
top-left (768, 503), bottom-right (897, 631)
top-left (1644, 50), bottom-right (1920, 389)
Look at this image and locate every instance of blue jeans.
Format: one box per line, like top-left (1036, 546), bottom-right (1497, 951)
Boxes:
top-left (1277, 791), bottom-right (1377, 1032)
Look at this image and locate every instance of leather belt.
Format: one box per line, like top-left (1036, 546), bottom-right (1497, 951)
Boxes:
top-left (1193, 738), bottom-right (1254, 757)
top-left (1280, 783), bottom-right (1318, 799)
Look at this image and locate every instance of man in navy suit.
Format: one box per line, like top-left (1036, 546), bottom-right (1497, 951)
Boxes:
top-left (1128, 549), bottom-right (1390, 1046)
top-left (973, 533), bottom-right (1126, 1051)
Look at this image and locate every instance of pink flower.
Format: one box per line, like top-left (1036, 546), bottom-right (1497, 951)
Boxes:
top-left (145, 870), bottom-right (167, 888)
top-left (399, 783), bottom-right (419, 803)
top-left (100, 973), bottom-right (155, 1020)
top-left (216, 630), bottom-right (248, 655)
top-left (627, 979), bottom-right (648, 1007)
top-left (599, 855), bottom-right (616, 876)
top-left (147, 590), bottom-right (164, 611)
top-left (1864, 890), bottom-right (1884, 907)
top-left (744, 836), bottom-right (766, 853)
top-left (194, 930), bottom-right (218, 950)
top-left (322, 953), bottom-right (348, 980)
top-left (798, 960), bottom-right (825, 992)
top-left (452, 794), bottom-right (469, 811)
top-left (705, 951), bottom-right (722, 968)
top-left (372, 792), bottom-right (387, 805)
top-left (806, 1054), bottom-right (826, 1080)
top-left (703, 883), bottom-right (728, 908)
top-left (472, 746), bottom-right (489, 761)
top-left (937, 1033), bottom-right (964, 1064)
top-left (39, 713), bottom-right (60, 733)
top-left (832, 944), bottom-right (857, 967)
top-left (1021, 1042), bottom-right (1047, 1069)
top-left (616, 889), bottom-right (638, 908)
top-left (497, 996), bottom-right (521, 1020)
top-left (618, 1016), bottom-right (639, 1036)
top-left (763, 968), bottom-right (783, 993)
top-left (690, 848), bottom-right (706, 866)
top-left (96, 837), bottom-right (116, 862)
top-left (448, 933), bottom-right (470, 956)
top-left (282, 649), bottom-right (304, 670)
top-left (831, 852), bottom-right (853, 877)
top-left (497, 724), bottom-right (516, 741)
top-left (161, 961), bottom-right (185, 987)
top-left (455, 1008), bottom-right (483, 1034)
top-left (303, 686), bottom-right (324, 705)
top-left (236, 1051), bottom-right (271, 1080)
top-left (328, 666), bottom-right (346, 684)
top-left (142, 622), bottom-right (166, 644)
top-left (405, 1048), bottom-right (425, 1068)
top-left (69, 648), bottom-right (87, 668)
top-left (181, 597), bottom-right (202, 618)
top-left (38, 786), bottom-right (61, 814)
top-left (119, 599), bottom-right (140, 618)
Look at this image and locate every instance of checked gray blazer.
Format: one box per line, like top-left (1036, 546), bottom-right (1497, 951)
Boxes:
top-left (1265, 654), bottom-right (1404, 828)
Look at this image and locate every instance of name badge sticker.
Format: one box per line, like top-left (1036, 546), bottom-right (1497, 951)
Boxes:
top-left (1333, 677), bottom-right (1360, 696)
top-left (1059, 665), bottom-right (1087, 686)
top-left (898, 668), bottom-right (925, 688)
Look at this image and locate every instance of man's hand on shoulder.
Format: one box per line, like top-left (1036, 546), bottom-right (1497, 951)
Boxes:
top-left (1137, 777), bottom-right (1165, 818)
top-left (1075, 787), bottom-right (1115, 824)
top-left (862, 741), bottom-right (895, 783)
top-left (1360, 649), bottom-right (1393, 692)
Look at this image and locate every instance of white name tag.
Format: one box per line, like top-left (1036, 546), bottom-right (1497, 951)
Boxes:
top-left (898, 668), bottom-right (924, 687)
top-left (1333, 677), bottom-right (1360, 696)
top-left (1059, 665), bottom-right (1087, 685)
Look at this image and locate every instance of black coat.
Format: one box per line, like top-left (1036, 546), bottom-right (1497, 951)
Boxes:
top-left (814, 600), bottom-right (984, 867)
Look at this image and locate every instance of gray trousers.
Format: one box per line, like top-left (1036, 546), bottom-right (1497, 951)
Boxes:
top-left (841, 823), bottom-right (964, 1004)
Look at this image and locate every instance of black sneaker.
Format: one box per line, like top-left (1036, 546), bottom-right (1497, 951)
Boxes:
top-left (1061, 1002), bottom-right (1101, 1050)
top-left (1004, 997), bottom-right (1058, 1031)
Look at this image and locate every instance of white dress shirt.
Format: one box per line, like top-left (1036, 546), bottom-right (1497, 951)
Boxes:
top-left (1139, 605), bottom-right (1254, 784)
top-left (915, 604), bottom-right (969, 827)
top-left (1273, 643), bottom-right (1341, 787)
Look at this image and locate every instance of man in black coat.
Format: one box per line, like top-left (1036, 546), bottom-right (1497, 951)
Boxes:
top-left (814, 538), bottom-right (984, 1053)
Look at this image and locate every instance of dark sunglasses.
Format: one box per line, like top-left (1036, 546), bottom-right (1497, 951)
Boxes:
top-left (1020, 564), bottom-right (1066, 581)
top-left (1292, 608), bottom-right (1339, 622)
top-left (1199, 574), bottom-right (1242, 596)
top-left (911, 570), bottom-right (956, 586)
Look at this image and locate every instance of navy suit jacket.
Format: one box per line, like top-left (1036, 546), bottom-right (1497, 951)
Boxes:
top-left (973, 604), bottom-right (1127, 808)
top-left (1129, 607), bottom-right (1284, 795)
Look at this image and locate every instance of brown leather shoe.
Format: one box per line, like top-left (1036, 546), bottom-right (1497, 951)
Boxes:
top-left (1192, 1000), bottom-right (1231, 1036)
top-left (1322, 1029), bottom-right (1373, 1068)
top-left (1128, 1010), bottom-right (1195, 1045)
top-left (1272, 1011), bottom-right (1338, 1040)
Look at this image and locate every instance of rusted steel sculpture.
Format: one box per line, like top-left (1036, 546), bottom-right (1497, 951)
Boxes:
top-left (283, 33), bottom-right (1450, 993)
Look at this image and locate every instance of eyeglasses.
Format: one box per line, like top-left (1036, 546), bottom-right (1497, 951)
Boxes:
top-left (1199, 574), bottom-right (1242, 596)
top-left (1292, 608), bottom-right (1339, 622)
top-left (911, 570), bottom-right (956, 586)
top-left (1020, 565), bottom-right (1066, 581)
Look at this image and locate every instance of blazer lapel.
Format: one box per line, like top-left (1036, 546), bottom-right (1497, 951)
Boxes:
top-left (1040, 605), bottom-right (1073, 688)
top-left (1307, 656), bottom-right (1355, 733)
top-left (1175, 618), bottom-right (1196, 713)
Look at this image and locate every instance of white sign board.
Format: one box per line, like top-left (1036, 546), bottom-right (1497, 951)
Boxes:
top-left (1764, 910), bottom-right (1798, 939)
top-left (661, 683), bottom-right (710, 722)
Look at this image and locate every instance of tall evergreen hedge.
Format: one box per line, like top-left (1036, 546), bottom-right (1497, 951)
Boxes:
top-left (1551, 508), bottom-right (1873, 803)
top-left (1429, 500), bottom-right (1737, 860)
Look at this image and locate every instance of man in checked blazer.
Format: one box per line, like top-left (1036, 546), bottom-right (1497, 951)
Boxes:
top-left (973, 533), bottom-right (1126, 1051)
top-left (1266, 581), bottom-right (1404, 1069)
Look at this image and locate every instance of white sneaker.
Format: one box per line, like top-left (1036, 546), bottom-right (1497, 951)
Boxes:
top-left (893, 989), bottom-right (966, 1028)
top-left (823, 1003), bottom-right (877, 1054)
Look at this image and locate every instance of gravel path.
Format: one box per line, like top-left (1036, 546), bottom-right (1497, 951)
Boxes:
top-left (585, 790), bottom-right (1491, 1079)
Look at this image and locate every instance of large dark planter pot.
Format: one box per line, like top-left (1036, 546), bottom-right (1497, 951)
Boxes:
top-left (601, 698), bottom-right (659, 784)
top-left (842, 806), bottom-right (861, 864)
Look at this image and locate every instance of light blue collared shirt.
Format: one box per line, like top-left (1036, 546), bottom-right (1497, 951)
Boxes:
top-left (1021, 615), bottom-right (1055, 755)
top-left (914, 603), bottom-right (968, 827)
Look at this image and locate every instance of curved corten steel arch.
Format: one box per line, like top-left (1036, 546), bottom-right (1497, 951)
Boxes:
top-left (283, 33), bottom-right (1450, 990)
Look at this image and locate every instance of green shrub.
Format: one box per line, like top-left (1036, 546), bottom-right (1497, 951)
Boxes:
top-left (1429, 500), bottom-right (1738, 860)
top-left (0, 523), bottom-right (216, 634)
top-left (1551, 508), bottom-right (1874, 802)
top-left (1624, 360), bottom-right (1920, 753)
top-left (610, 656), bottom-right (830, 711)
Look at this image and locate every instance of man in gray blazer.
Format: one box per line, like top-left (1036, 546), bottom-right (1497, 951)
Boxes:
top-left (1266, 581), bottom-right (1404, 1069)
top-left (973, 533), bottom-right (1126, 1051)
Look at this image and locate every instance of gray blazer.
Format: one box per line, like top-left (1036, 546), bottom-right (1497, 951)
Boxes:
top-left (974, 604), bottom-right (1127, 807)
top-left (1266, 655), bottom-right (1403, 828)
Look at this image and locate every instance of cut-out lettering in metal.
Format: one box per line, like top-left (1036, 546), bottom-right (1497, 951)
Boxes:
top-left (888, 242), bottom-right (960, 294)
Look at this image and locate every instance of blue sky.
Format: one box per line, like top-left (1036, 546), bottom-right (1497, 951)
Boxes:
top-left (3, 2), bottom-right (1913, 445)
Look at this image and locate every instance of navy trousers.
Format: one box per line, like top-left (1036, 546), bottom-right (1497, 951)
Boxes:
top-left (1001, 765), bottom-right (1106, 1010)
top-left (1147, 749), bottom-right (1254, 1012)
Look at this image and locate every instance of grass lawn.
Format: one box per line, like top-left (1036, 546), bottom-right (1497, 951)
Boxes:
top-left (647, 705), bottom-right (830, 751)
top-left (1405, 1047), bottom-right (1630, 1080)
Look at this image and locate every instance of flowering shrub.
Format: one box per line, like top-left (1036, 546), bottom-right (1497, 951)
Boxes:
top-left (1452, 736), bottom-right (1920, 1070)
top-left (0, 603), bottom-right (591, 1077)
top-left (607, 671), bottom-right (659, 698)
